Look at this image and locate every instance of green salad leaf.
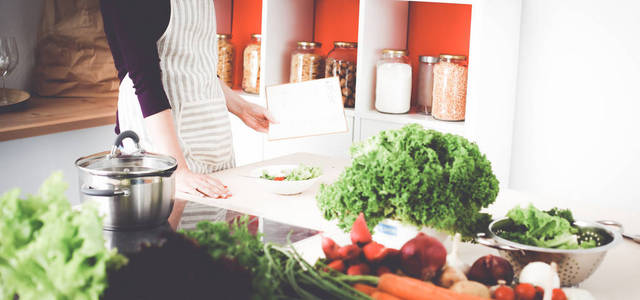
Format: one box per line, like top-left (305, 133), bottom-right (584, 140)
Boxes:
top-left (0, 172), bottom-right (125, 300)
top-left (498, 204), bottom-right (596, 249)
top-left (316, 124), bottom-right (500, 239)
top-left (260, 164), bottom-right (322, 181)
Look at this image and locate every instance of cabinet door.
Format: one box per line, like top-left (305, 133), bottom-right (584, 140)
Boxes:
top-left (359, 118), bottom-right (404, 141)
top-left (264, 116), bottom-right (355, 159)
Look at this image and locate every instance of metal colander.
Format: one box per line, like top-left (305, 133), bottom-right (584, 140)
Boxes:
top-left (477, 218), bottom-right (622, 286)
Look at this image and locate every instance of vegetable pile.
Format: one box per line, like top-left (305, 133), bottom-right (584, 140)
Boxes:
top-left (497, 205), bottom-right (596, 249)
top-left (318, 212), bottom-right (584, 300)
top-left (317, 124), bottom-right (499, 238)
top-left (0, 173), bottom-right (126, 300)
top-left (260, 164), bottom-right (322, 181)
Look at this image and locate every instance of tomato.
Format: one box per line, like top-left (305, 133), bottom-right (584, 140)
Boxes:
top-left (494, 285), bottom-right (515, 300)
top-left (273, 177), bottom-right (286, 181)
top-left (515, 283), bottom-right (537, 300)
top-left (552, 289), bottom-right (568, 300)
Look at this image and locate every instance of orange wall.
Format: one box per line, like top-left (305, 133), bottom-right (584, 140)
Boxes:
top-left (407, 2), bottom-right (472, 105)
top-left (230, 0), bottom-right (262, 89)
top-left (313, 0), bottom-right (359, 56)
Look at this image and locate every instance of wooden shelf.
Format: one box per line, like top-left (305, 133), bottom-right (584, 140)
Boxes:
top-left (0, 96), bottom-right (117, 142)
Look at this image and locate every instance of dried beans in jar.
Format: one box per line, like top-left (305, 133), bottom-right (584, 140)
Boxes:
top-left (290, 42), bottom-right (323, 83)
top-left (242, 34), bottom-right (261, 94)
top-left (325, 41), bottom-right (357, 108)
top-left (432, 54), bottom-right (468, 121)
top-left (217, 34), bottom-right (234, 88)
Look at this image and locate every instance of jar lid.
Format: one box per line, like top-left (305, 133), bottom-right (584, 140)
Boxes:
top-left (334, 41), bottom-right (357, 48)
top-left (216, 34), bottom-right (231, 39)
top-left (439, 54), bottom-right (467, 60)
top-left (297, 41), bottom-right (321, 48)
top-left (382, 49), bottom-right (407, 55)
top-left (419, 55), bottom-right (440, 63)
top-left (251, 33), bottom-right (262, 38)
top-left (75, 131), bottom-right (177, 178)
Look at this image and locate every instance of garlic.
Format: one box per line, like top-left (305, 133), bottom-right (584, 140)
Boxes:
top-left (446, 233), bottom-right (470, 273)
top-left (518, 261), bottom-right (560, 289)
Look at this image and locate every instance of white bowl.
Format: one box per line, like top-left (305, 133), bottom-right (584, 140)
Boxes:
top-left (250, 164), bottom-right (321, 195)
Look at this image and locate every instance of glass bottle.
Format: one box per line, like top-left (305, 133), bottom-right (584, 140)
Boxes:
top-left (217, 34), bottom-right (234, 88)
top-left (432, 54), bottom-right (468, 121)
top-left (242, 34), bottom-right (261, 94)
top-left (417, 55), bottom-right (439, 114)
top-left (290, 41), bottom-right (323, 83)
top-left (325, 41), bottom-right (357, 108)
top-left (375, 49), bottom-right (412, 114)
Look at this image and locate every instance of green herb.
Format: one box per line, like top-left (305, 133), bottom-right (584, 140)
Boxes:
top-left (0, 172), bottom-right (126, 300)
top-left (497, 204), bottom-right (595, 249)
top-left (182, 220), bottom-right (374, 300)
top-left (316, 124), bottom-right (499, 239)
top-left (260, 164), bottom-right (322, 181)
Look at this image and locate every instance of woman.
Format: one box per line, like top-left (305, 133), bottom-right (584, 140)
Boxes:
top-left (100, 0), bottom-right (273, 229)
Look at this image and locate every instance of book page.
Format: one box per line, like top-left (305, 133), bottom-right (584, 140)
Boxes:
top-left (266, 77), bottom-right (348, 141)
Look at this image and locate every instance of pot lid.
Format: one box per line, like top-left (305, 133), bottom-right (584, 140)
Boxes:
top-left (75, 131), bottom-right (177, 178)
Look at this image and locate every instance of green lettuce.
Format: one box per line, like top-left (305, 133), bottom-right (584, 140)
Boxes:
top-left (0, 172), bottom-right (126, 300)
top-left (316, 124), bottom-right (500, 239)
top-left (498, 204), bottom-right (595, 249)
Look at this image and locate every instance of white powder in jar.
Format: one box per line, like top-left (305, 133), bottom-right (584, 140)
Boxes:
top-left (375, 62), bottom-right (412, 114)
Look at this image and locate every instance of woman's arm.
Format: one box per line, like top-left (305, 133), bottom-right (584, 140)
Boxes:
top-left (220, 78), bottom-right (276, 133)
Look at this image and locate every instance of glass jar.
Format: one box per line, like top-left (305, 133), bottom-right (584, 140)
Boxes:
top-left (217, 34), bottom-right (234, 88)
top-left (432, 54), bottom-right (468, 121)
top-left (242, 34), bottom-right (261, 94)
top-left (417, 56), bottom-right (439, 114)
top-left (375, 49), bottom-right (412, 114)
top-left (325, 41), bottom-right (357, 108)
top-left (290, 41), bottom-right (323, 83)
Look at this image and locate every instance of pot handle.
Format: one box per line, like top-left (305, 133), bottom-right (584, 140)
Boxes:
top-left (476, 232), bottom-right (522, 251)
top-left (81, 186), bottom-right (128, 197)
top-left (110, 130), bottom-right (144, 157)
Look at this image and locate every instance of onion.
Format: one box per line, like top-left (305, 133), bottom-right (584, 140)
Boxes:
top-left (400, 232), bottom-right (447, 281)
top-left (467, 255), bottom-right (514, 286)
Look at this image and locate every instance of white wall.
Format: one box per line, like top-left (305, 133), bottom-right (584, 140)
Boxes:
top-left (0, 125), bottom-right (116, 205)
top-left (509, 0), bottom-right (640, 210)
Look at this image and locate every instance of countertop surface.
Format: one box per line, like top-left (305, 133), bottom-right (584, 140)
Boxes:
top-left (178, 153), bottom-right (640, 299)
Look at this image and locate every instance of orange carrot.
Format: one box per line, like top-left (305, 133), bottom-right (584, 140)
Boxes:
top-left (378, 273), bottom-right (487, 300)
top-left (371, 291), bottom-right (404, 300)
top-left (353, 283), bottom-right (378, 296)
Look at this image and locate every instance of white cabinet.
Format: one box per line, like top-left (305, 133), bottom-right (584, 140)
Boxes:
top-left (223, 0), bottom-right (522, 185)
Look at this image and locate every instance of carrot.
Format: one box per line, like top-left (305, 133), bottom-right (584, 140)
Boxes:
top-left (371, 291), bottom-right (404, 300)
top-left (378, 273), bottom-right (487, 300)
top-left (353, 283), bottom-right (378, 296)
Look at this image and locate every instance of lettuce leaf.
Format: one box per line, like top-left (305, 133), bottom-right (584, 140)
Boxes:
top-left (498, 204), bottom-right (594, 249)
top-left (0, 172), bottom-right (125, 300)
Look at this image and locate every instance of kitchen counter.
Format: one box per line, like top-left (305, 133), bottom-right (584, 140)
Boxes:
top-left (178, 153), bottom-right (640, 299)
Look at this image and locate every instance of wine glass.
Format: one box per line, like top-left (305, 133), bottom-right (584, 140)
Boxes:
top-left (0, 37), bottom-right (19, 102)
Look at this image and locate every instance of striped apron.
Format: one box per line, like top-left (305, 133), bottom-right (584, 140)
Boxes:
top-left (117, 0), bottom-right (234, 230)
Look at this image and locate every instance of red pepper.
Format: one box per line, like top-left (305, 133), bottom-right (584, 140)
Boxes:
top-left (338, 244), bottom-right (362, 261)
top-left (273, 176), bottom-right (285, 181)
top-left (347, 263), bottom-right (371, 275)
top-left (321, 236), bottom-right (340, 261)
top-left (326, 260), bottom-right (346, 273)
top-left (376, 265), bottom-right (392, 276)
top-left (350, 212), bottom-right (372, 246)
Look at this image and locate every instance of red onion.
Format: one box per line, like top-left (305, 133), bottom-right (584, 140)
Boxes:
top-left (400, 232), bottom-right (446, 281)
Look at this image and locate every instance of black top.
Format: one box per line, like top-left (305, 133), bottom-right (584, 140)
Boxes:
top-left (100, 0), bottom-right (172, 133)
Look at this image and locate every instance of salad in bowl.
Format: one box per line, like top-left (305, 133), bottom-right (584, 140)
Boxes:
top-left (252, 164), bottom-right (322, 195)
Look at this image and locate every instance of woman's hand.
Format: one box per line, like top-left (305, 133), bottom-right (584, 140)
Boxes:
top-left (239, 102), bottom-right (277, 133)
top-left (174, 167), bottom-right (231, 199)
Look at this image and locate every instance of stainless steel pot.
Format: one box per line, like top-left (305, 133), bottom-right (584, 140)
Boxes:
top-left (75, 131), bottom-right (177, 230)
top-left (476, 218), bottom-right (622, 286)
